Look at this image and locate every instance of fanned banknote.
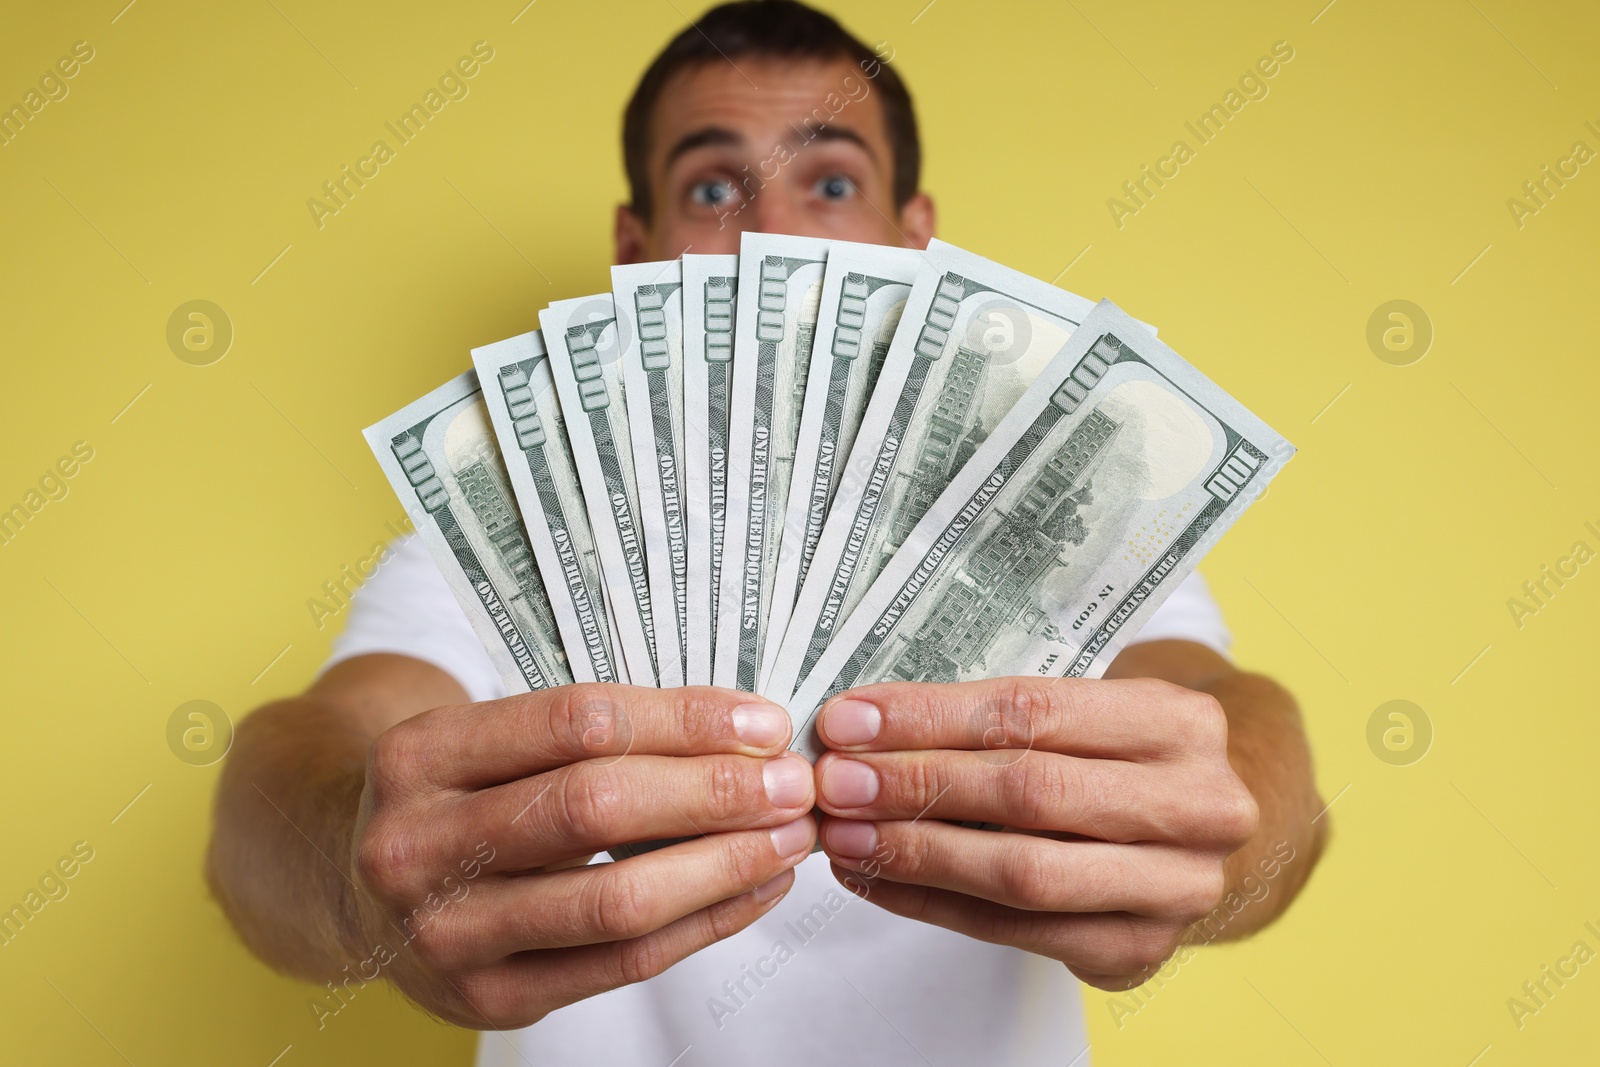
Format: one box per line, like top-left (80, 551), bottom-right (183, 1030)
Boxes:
top-left (472, 332), bottom-right (627, 685)
top-left (541, 295), bottom-right (668, 688)
top-left (682, 254), bottom-right (739, 685)
top-left (365, 228), bottom-right (1291, 788)
top-left (785, 300), bottom-right (1294, 759)
top-left (363, 371), bottom-right (572, 693)
top-left (759, 241), bottom-right (927, 697)
top-left (714, 233), bottom-right (830, 693)
top-left (764, 238), bottom-right (1095, 702)
top-left (614, 261), bottom-right (689, 687)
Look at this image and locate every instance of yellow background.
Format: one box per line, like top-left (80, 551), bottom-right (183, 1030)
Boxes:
top-left (2, 0), bottom-right (1596, 1062)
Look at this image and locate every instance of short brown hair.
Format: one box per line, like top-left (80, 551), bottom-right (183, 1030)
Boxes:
top-left (622, 0), bottom-right (921, 225)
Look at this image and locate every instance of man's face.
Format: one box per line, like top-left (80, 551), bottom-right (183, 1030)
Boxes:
top-left (615, 56), bottom-right (935, 262)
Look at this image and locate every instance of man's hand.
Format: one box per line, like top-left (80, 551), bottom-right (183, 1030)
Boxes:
top-left (209, 663), bottom-right (817, 1031)
top-left (811, 675), bottom-right (1261, 991)
top-left (347, 683), bottom-right (816, 1028)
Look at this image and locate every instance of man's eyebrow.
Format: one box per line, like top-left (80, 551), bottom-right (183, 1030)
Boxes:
top-left (664, 126), bottom-right (745, 167)
top-left (804, 125), bottom-right (878, 164)
top-left (663, 123), bottom-right (880, 168)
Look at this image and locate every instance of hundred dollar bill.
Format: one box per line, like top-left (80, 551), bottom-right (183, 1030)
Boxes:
top-left (472, 331), bottom-right (627, 685)
top-left (785, 300), bottom-right (1294, 759)
top-left (714, 232), bottom-right (830, 693)
top-left (759, 241), bottom-right (926, 696)
top-left (541, 294), bottom-right (667, 687)
top-left (363, 371), bottom-right (572, 693)
top-left (764, 238), bottom-right (1095, 702)
top-left (614, 261), bottom-right (689, 688)
top-left (682, 254), bottom-right (739, 685)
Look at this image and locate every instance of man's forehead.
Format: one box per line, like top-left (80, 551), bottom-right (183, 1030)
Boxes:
top-left (650, 56), bottom-right (884, 150)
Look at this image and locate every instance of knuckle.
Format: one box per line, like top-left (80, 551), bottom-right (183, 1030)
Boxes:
top-left (1072, 853), bottom-right (1122, 911)
top-left (615, 931), bottom-right (672, 986)
top-left (704, 757), bottom-right (750, 820)
top-left (1113, 918), bottom-right (1179, 975)
top-left (671, 687), bottom-right (728, 749)
top-left (1215, 778), bottom-right (1260, 844)
top-left (406, 916), bottom-right (457, 971)
top-left (453, 970), bottom-right (535, 1029)
top-left (365, 726), bottom-right (424, 801)
top-left (893, 752), bottom-right (945, 814)
top-left (1182, 690), bottom-right (1229, 749)
top-left (703, 896), bottom-right (747, 943)
top-left (555, 765), bottom-right (626, 844)
top-left (1173, 864), bottom-right (1229, 922)
top-left (719, 825), bottom-right (773, 885)
top-left (1001, 755), bottom-right (1077, 829)
top-left (1000, 677), bottom-right (1061, 737)
top-left (448, 970), bottom-right (498, 1020)
top-left (877, 825), bottom-right (924, 880)
top-left (547, 683), bottom-right (625, 757)
top-left (976, 903), bottom-right (1030, 947)
top-left (585, 867), bottom-right (656, 942)
top-left (353, 818), bottom-right (416, 896)
top-left (996, 842), bottom-right (1060, 907)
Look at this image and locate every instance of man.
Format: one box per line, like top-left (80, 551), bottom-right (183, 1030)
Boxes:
top-left (207, 3), bottom-right (1326, 1063)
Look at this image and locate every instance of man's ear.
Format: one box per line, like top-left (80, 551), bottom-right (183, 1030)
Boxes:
top-left (614, 203), bottom-right (650, 265)
top-left (897, 192), bottom-right (936, 250)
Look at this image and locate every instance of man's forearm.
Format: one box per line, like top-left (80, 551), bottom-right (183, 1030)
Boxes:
top-left (1192, 666), bottom-right (1326, 940)
top-left (205, 695), bottom-right (370, 979)
top-left (205, 654), bottom-right (469, 979)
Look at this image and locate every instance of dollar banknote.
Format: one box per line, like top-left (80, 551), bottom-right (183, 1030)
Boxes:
top-left (614, 261), bottom-right (689, 687)
top-left (682, 254), bottom-right (738, 685)
top-left (764, 238), bottom-right (1095, 702)
top-left (784, 300), bottom-right (1294, 759)
top-left (472, 332), bottom-right (627, 685)
top-left (759, 241), bottom-right (926, 697)
top-left (363, 371), bottom-right (572, 693)
top-left (714, 233), bottom-right (830, 693)
top-left (541, 294), bottom-right (668, 688)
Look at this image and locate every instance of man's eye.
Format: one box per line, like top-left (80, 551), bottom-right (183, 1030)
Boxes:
top-left (815, 175), bottom-right (857, 200)
top-left (689, 179), bottom-right (738, 207)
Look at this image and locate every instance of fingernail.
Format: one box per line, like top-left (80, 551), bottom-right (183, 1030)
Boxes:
top-left (820, 759), bottom-right (879, 808)
top-left (822, 699), bottom-right (881, 746)
top-left (763, 756), bottom-right (811, 808)
top-left (823, 819), bottom-right (878, 859)
top-left (733, 702), bottom-right (790, 748)
top-left (769, 816), bottom-right (813, 859)
top-left (753, 868), bottom-right (795, 903)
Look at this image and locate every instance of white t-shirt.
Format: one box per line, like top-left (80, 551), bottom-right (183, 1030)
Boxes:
top-left (326, 535), bottom-right (1232, 1066)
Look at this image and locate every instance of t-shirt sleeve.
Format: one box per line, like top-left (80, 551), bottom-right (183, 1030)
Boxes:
top-left (1124, 570), bottom-right (1232, 659)
top-left (322, 534), bottom-right (509, 703)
